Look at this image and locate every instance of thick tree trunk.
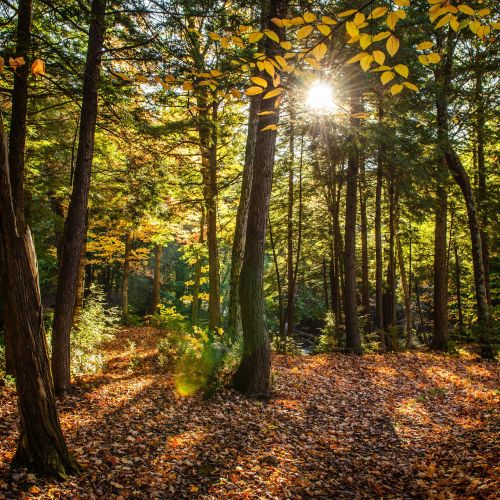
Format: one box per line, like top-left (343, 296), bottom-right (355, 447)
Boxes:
top-left (1, 114), bottom-right (79, 480)
top-left (72, 239), bottom-right (86, 324)
top-left (151, 244), bottom-right (162, 313)
top-left (375, 105), bottom-right (385, 350)
top-left (191, 207), bottom-right (205, 325)
top-left (228, 95), bottom-right (260, 338)
top-left (343, 95), bottom-right (362, 355)
top-left (233, 0), bottom-right (287, 396)
top-left (431, 182), bottom-right (448, 351)
top-left (268, 220), bottom-right (284, 349)
top-left (122, 232), bottom-right (131, 317)
top-left (51, 0), bottom-right (107, 395)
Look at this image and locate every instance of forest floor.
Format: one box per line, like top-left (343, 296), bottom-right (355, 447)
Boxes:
top-left (0, 327), bottom-right (498, 499)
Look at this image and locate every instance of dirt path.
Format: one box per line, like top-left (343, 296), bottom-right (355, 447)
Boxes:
top-left (1, 327), bottom-right (498, 498)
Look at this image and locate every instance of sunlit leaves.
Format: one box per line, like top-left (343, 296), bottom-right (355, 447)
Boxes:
top-left (338, 9), bottom-right (358, 18)
top-left (394, 64), bottom-right (409, 78)
top-left (386, 35), bottom-right (400, 57)
top-left (417, 41), bottom-right (433, 50)
top-left (368, 7), bottom-right (388, 20)
top-left (297, 25), bottom-right (313, 39)
top-left (390, 83), bottom-right (403, 95)
top-left (403, 81), bottom-right (418, 91)
top-left (245, 86), bottom-right (264, 96)
top-left (427, 52), bottom-right (441, 64)
top-left (321, 16), bottom-right (337, 25)
top-left (250, 76), bottom-right (267, 88)
top-left (303, 12), bottom-right (316, 23)
top-left (345, 21), bottom-right (359, 38)
top-left (381, 71), bottom-right (395, 85)
top-left (373, 50), bottom-right (385, 65)
top-left (260, 124), bottom-right (278, 131)
top-left (248, 32), bottom-right (263, 43)
top-left (265, 30), bottom-right (280, 43)
top-left (317, 25), bottom-right (332, 36)
top-left (312, 43), bottom-right (328, 61)
top-left (31, 59), bottom-right (46, 76)
top-left (263, 87), bottom-right (283, 99)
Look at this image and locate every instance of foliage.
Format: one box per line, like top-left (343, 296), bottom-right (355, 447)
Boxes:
top-left (68, 286), bottom-right (119, 377)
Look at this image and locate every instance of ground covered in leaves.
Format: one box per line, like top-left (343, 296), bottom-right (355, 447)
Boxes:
top-left (1, 327), bottom-right (498, 499)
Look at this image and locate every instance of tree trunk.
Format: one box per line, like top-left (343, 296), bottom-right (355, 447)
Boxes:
top-left (343, 95), bottom-right (362, 355)
top-left (268, 219), bottom-right (284, 349)
top-left (475, 67), bottom-right (490, 305)
top-left (72, 239), bottom-right (86, 324)
top-left (191, 207), bottom-right (205, 325)
top-left (51, 0), bottom-right (107, 396)
top-left (435, 34), bottom-right (494, 358)
top-left (196, 98), bottom-right (221, 331)
top-left (375, 104), bottom-right (385, 350)
top-left (1, 115), bottom-right (79, 480)
top-left (151, 244), bottom-right (162, 313)
top-left (359, 159), bottom-right (370, 331)
top-left (397, 232), bottom-right (412, 348)
top-left (228, 95), bottom-right (260, 338)
top-left (384, 174), bottom-right (397, 350)
top-left (322, 257), bottom-right (329, 310)
top-left (233, 0), bottom-right (287, 396)
top-left (431, 182), bottom-right (448, 351)
top-left (454, 242), bottom-right (464, 333)
top-left (122, 232), bottom-right (131, 317)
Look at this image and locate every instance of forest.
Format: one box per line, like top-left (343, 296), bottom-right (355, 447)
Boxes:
top-left (0, 0), bottom-right (498, 497)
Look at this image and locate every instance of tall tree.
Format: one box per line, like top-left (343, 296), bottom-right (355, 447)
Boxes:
top-left (233, 0), bottom-right (288, 396)
top-left (52, 0), bottom-right (108, 395)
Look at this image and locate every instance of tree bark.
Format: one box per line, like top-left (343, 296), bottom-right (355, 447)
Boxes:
top-left (343, 94), bottom-right (362, 355)
top-left (51, 0), bottom-right (107, 395)
top-left (375, 104), bottom-right (385, 350)
top-left (151, 244), bottom-right (162, 313)
top-left (435, 34), bottom-right (494, 358)
top-left (122, 232), bottom-right (131, 317)
top-left (397, 231), bottom-right (412, 348)
top-left (233, 0), bottom-right (287, 396)
top-left (1, 116), bottom-right (79, 479)
top-left (72, 239), bottom-right (86, 324)
top-left (268, 219), bottom-right (284, 349)
top-left (454, 242), bottom-right (464, 333)
top-left (431, 182), bottom-right (448, 351)
top-left (228, 95), bottom-right (260, 338)
top-left (359, 159), bottom-right (370, 331)
top-left (191, 207), bottom-right (205, 325)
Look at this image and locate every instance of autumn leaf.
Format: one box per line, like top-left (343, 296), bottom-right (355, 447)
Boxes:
top-left (296, 25), bottom-right (313, 39)
top-left (251, 76), bottom-right (268, 88)
top-left (381, 71), bottom-right (395, 85)
top-left (246, 86), bottom-right (264, 96)
top-left (394, 64), bottom-right (409, 78)
top-left (386, 35), bottom-right (400, 57)
top-left (261, 124), bottom-right (278, 131)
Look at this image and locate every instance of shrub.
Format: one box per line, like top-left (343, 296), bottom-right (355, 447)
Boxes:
top-left (315, 312), bottom-right (342, 353)
top-left (69, 285), bottom-right (119, 377)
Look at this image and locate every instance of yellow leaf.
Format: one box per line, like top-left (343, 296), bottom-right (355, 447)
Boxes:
top-left (435, 14), bottom-right (452, 29)
top-left (418, 54), bottom-right (429, 65)
top-left (230, 88), bottom-right (242, 99)
top-left (261, 124), bottom-right (278, 131)
top-left (491, 22), bottom-right (500, 30)
top-left (263, 87), bottom-right (283, 99)
top-left (416, 41), bottom-right (433, 50)
top-left (210, 69), bottom-right (222, 77)
top-left (297, 25), bottom-right (313, 39)
top-left (220, 37), bottom-right (229, 49)
top-left (359, 34), bottom-right (372, 49)
top-left (271, 18), bottom-right (284, 27)
top-left (265, 30), bottom-right (280, 43)
top-left (450, 17), bottom-right (460, 32)
top-left (249, 32), bottom-right (264, 43)
top-left (257, 111), bottom-right (275, 116)
top-left (390, 83), bottom-right (403, 95)
top-left (386, 12), bottom-right (399, 31)
top-left (208, 32), bottom-right (220, 40)
top-left (427, 52), bottom-right (441, 63)
top-left (403, 81), bottom-right (419, 91)
top-left (360, 54), bottom-right (373, 71)
top-left (395, 0), bottom-right (409, 6)
top-left (371, 65), bottom-right (392, 72)
top-left (183, 81), bottom-right (193, 91)
top-left (250, 76), bottom-right (268, 87)
top-left (381, 71), bottom-right (395, 85)
top-left (354, 12), bottom-right (365, 26)
top-left (31, 58), bottom-right (46, 76)
top-left (304, 57), bottom-right (321, 69)
top-left (280, 41), bottom-right (292, 50)
top-left (264, 60), bottom-right (275, 77)
top-left (189, 486), bottom-right (199, 493)
top-left (373, 31), bottom-right (391, 42)
top-left (457, 5), bottom-right (474, 16)
top-left (275, 95), bottom-right (283, 108)
top-left (476, 25), bottom-right (490, 38)
top-left (368, 7), bottom-right (388, 20)
top-left (312, 42), bottom-right (328, 61)
top-left (373, 50), bottom-right (385, 65)
top-left (303, 12), bottom-right (316, 23)
top-left (346, 21), bottom-right (359, 38)
top-left (338, 9), bottom-right (358, 18)
top-left (469, 20), bottom-right (480, 33)
top-left (386, 35), bottom-right (400, 57)
top-left (394, 64), bottom-right (409, 78)
top-left (274, 55), bottom-right (287, 68)
top-left (317, 24), bottom-right (332, 36)
top-left (246, 86), bottom-right (264, 95)
top-left (322, 16), bottom-right (337, 25)
top-left (476, 8), bottom-right (490, 17)
top-left (347, 52), bottom-right (367, 64)
top-left (0, 57), bottom-right (4, 74)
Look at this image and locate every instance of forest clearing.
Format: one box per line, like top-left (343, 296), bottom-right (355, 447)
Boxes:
top-left (1, 327), bottom-right (498, 498)
top-left (0, 0), bottom-right (499, 497)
